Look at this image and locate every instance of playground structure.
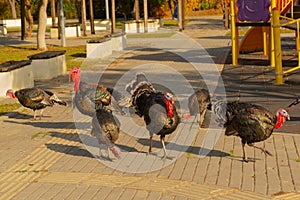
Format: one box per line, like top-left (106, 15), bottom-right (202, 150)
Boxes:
top-left (229, 0), bottom-right (300, 84)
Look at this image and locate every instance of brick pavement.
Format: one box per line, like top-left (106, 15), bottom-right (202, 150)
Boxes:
top-left (0, 16), bottom-right (300, 199)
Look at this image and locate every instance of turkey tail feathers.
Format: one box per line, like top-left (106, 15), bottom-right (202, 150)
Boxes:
top-left (288, 98), bottom-right (300, 108)
top-left (125, 73), bottom-right (154, 94)
top-left (210, 97), bottom-right (227, 127)
top-left (49, 93), bottom-right (67, 106)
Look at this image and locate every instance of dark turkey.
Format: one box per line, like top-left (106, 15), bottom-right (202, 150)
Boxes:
top-left (91, 108), bottom-right (121, 159)
top-left (125, 73), bottom-right (180, 158)
top-left (184, 89), bottom-right (210, 126)
top-left (6, 87), bottom-right (67, 120)
top-left (209, 99), bottom-right (290, 162)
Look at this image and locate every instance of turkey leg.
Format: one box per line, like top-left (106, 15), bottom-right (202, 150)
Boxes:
top-left (33, 110), bottom-right (37, 120)
top-left (39, 109), bottom-right (45, 120)
top-left (161, 137), bottom-right (167, 159)
top-left (241, 142), bottom-right (248, 162)
top-left (247, 143), bottom-right (273, 156)
top-left (149, 136), bottom-right (153, 153)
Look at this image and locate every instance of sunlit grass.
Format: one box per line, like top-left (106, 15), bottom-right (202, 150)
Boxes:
top-left (31, 131), bottom-right (50, 140)
top-left (127, 32), bottom-right (175, 38)
top-left (0, 45), bottom-right (86, 71)
top-left (163, 19), bottom-right (190, 27)
top-left (0, 103), bottom-right (22, 116)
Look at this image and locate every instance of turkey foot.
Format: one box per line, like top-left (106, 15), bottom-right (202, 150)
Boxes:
top-left (248, 143), bottom-right (273, 157)
top-left (97, 149), bottom-right (113, 161)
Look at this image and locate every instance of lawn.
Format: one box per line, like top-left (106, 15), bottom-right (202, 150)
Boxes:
top-left (0, 45), bottom-right (86, 72)
top-left (0, 103), bottom-right (22, 116)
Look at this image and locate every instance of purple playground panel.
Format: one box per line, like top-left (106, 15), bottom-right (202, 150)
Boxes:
top-left (236, 0), bottom-right (271, 22)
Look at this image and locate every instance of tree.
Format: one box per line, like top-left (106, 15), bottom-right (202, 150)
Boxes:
top-left (24, 0), bottom-right (34, 37)
top-left (88, 0), bottom-right (95, 34)
top-left (8, 0), bottom-right (17, 18)
top-left (50, 0), bottom-right (56, 26)
top-left (37, 0), bottom-right (48, 50)
top-left (82, 0), bottom-right (87, 36)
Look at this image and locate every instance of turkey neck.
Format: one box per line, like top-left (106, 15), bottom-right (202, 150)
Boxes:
top-left (164, 97), bottom-right (174, 117)
top-left (274, 113), bottom-right (285, 129)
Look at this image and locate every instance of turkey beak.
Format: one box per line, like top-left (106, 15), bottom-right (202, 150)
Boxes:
top-left (287, 114), bottom-right (290, 121)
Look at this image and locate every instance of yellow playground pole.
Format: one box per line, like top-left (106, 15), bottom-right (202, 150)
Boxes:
top-left (230, 0), bottom-right (239, 65)
top-left (271, 0), bottom-right (283, 84)
top-left (270, 10), bottom-right (275, 68)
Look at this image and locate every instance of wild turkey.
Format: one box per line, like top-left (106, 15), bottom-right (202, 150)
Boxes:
top-left (69, 66), bottom-right (122, 159)
top-left (91, 108), bottom-right (121, 159)
top-left (69, 66), bottom-right (124, 116)
top-left (125, 73), bottom-right (180, 158)
top-left (6, 87), bottom-right (67, 120)
top-left (69, 66), bottom-right (112, 116)
top-left (288, 98), bottom-right (300, 108)
top-left (208, 98), bottom-right (290, 162)
top-left (183, 89), bottom-right (211, 126)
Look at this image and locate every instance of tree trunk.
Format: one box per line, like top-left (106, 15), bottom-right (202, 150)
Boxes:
top-left (8, 0), bottom-right (17, 19)
top-left (37, 0), bottom-right (48, 50)
top-left (82, 0), bottom-right (87, 36)
top-left (111, 0), bottom-right (116, 33)
top-left (89, 0), bottom-right (95, 34)
top-left (21, 0), bottom-right (25, 40)
top-left (25, 0), bottom-right (34, 37)
top-left (51, 0), bottom-right (56, 27)
top-left (134, 0), bottom-right (139, 21)
top-left (143, 0), bottom-right (148, 33)
top-left (76, 0), bottom-right (81, 22)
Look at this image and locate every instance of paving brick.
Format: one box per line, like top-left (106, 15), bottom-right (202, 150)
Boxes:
top-left (51, 184), bottom-right (77, 200)
top-left (228, 138), bottom-right (243, 190)
top-left (264, 137), bottom-right (281, 195)
top-left (118, 188), bottom-right (137, 200)
top-left (91, 186), bottom-right (113, 200)
top-left (274, 135), bottom-right (295, 193)
top-left (104, 187), bottom-right (124, 200)
top-left (132, 189), bottom-right (149, 200)
top-left (217, 136), bottom-right (233, 188)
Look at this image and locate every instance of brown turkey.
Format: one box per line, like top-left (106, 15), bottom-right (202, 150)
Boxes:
top-left (125, 73), bottom-right (180, 158)
top-left (69, 66), bottom-right (122, 159)
top-left (91, 108), bottom-right (121, 159)
top-left (183, 89), bottom-right (211, 127)
top-left (6, 87), bottom-right (67, 120)
top-left (69, 66), bottom-right (112, 116)
top-left (208, 98), bottom-right (290, 162)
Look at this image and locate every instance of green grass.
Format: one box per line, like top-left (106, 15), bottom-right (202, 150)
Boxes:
top-left (229, 150), bottom-right (234, 157)
top-left (127, 32), bottom-right (175, 38)
top-left (0, 45), bottom-right (86, 72)
top-left (163, 19), bottom-right (190, 27)
top-left (0, 103), bottom-right (22, 116)
top-left (31, 131), bottom-right (50, 140)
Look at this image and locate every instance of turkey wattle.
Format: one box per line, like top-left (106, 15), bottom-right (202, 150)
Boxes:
top-left (209, 99), bottom-right (290, 162)
top-left (6, 87), bottom-right (67, 120)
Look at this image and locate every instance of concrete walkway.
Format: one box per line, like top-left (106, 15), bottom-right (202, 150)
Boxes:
top-left (0, 16), bottom-right (300, 199)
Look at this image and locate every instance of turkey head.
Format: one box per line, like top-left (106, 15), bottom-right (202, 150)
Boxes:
top-left (274, 108), bottom-right (290, 129)
top-left (6, 89), bottom-right (16, 98)
top-left (69, 66), bottom-right (81, 92)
